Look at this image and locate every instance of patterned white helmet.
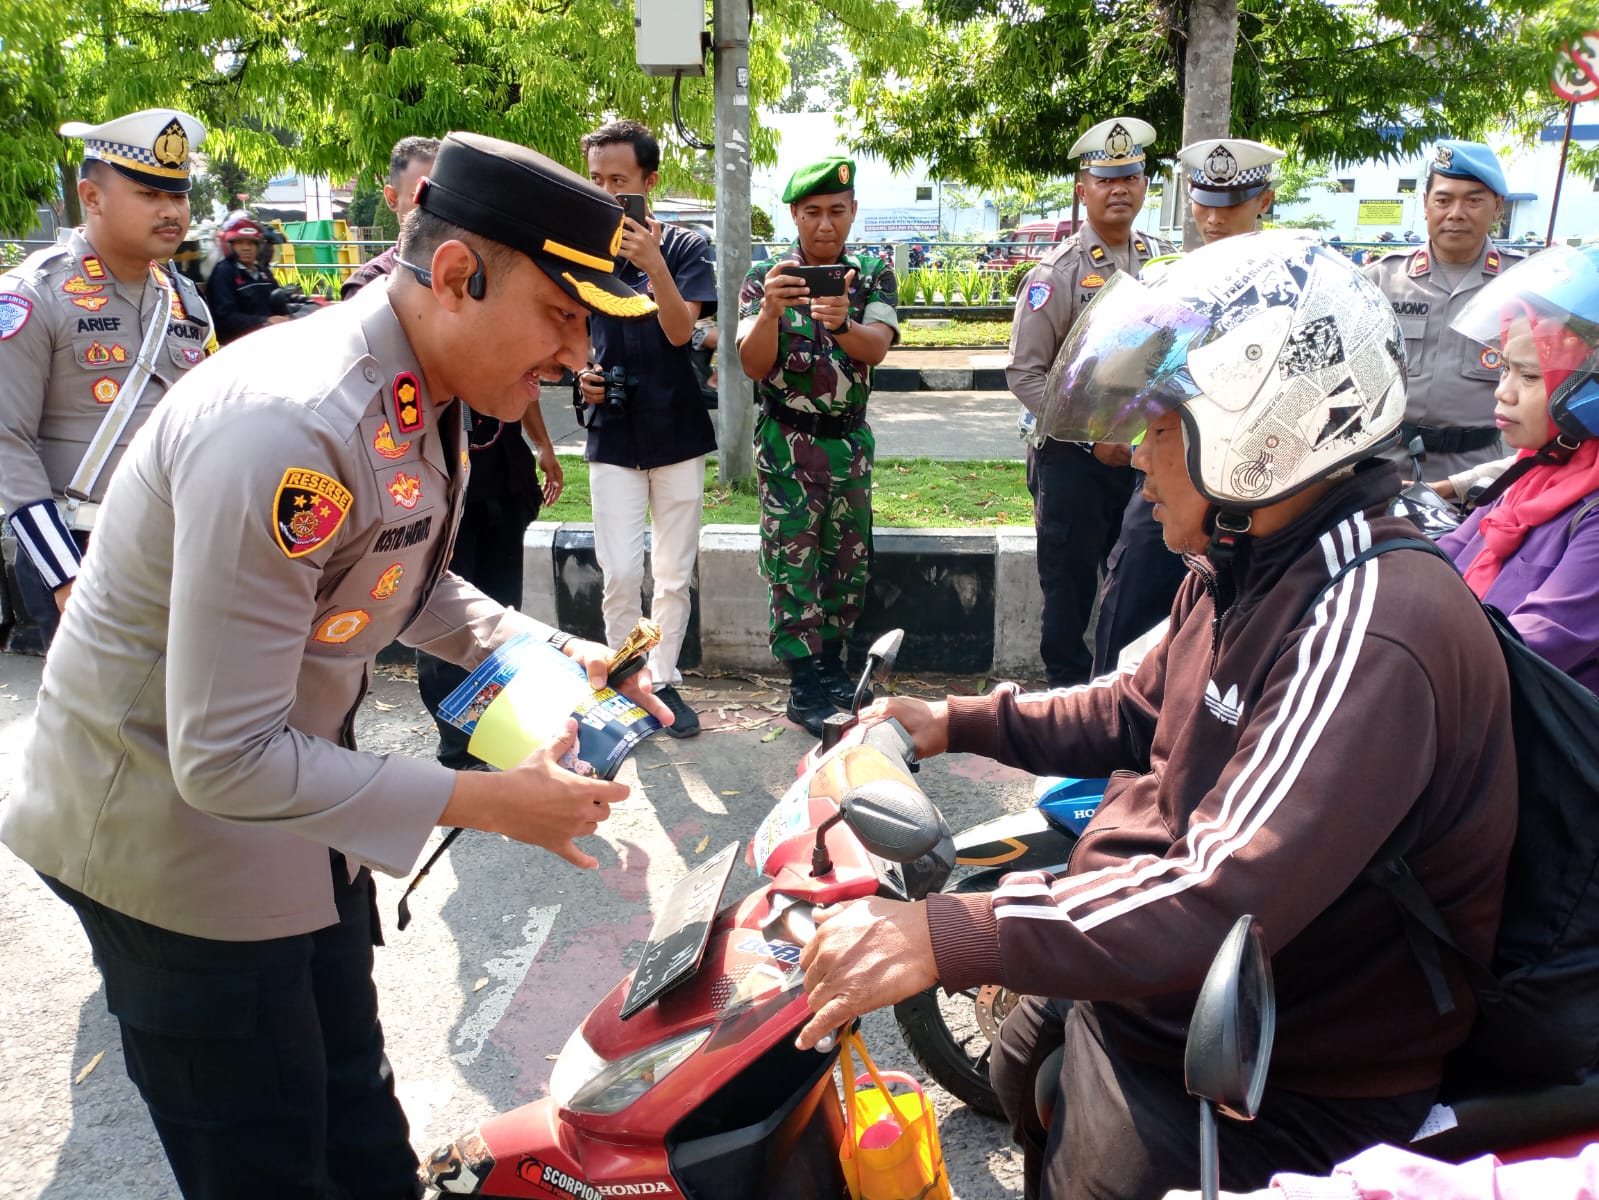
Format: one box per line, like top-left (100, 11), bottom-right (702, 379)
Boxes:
top-left (1039, 230), bottom-right (1406, 508)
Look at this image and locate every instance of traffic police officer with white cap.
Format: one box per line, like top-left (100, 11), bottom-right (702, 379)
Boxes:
top-left (1, 131), bottom-right (671, 1200)
top-left (1365, 140), bottom-right (1523, 480)
top-left (1009, 116), bottom-right (1175, 687)
top-left (1090, 136), bottom-right (1286, 675)
top-left (0, 108), bottom-right (213, 643)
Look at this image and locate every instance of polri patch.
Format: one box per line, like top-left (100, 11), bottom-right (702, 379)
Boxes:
top-left (71, 295), bottom-right (110, 312)
top-left (314, 609), bottom-right (371, 645)
top-left (86, 342), bottom-right (112, 366)
top-left (371, 420), bottom-right (410, 460)
top-left (1080, 272), bottom-right (1106, 290)
top-left (387, 470), bottom-right (422, 509)
top-left (1026, 282), bottom-right (1054, 311)
top-left (1481, 347), bottom-right (1503, 370)
top-left (180, 347), bottom-right (203, 365)
top-left (370, 563), bottom-right (404, 600)
top-left (274, 468), bottom-right (353, 559)
top-left (0, 293), bottom-right (33, 340)
top-left (62, 275), bottom-right (104, 296)
top-left (394, 373), bottom-right (424, 434)
top-left (92, 377), bottom-right (120, 405)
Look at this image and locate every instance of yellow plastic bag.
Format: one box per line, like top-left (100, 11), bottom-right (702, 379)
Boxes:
top-left (838, 1029), bottom-right (953, 1200)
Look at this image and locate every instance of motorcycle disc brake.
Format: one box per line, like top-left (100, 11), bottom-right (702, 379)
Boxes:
top-left (974, 984), bottom-right (1018, 1041)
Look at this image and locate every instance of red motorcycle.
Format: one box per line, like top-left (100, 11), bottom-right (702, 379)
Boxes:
top-left (422, 631), bottom-right (955, 1198)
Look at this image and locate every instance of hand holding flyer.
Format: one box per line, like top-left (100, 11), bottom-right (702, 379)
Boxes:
top-left (438, 628), bottom-right (663, 779)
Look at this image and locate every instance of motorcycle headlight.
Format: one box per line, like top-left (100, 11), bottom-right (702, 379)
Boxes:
top-left (549, 1025), bottom-right (711, 1116)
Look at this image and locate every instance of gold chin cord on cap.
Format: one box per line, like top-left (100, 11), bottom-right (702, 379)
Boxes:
top-left (608, 618), bottom-right (663, 685)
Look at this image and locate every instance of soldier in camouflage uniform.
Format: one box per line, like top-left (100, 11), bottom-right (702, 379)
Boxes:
top-left (736, 156), bottom-right (899, 735)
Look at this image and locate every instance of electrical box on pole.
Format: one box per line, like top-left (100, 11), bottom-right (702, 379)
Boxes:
top-left (636, 0), bottom-right (707, 76)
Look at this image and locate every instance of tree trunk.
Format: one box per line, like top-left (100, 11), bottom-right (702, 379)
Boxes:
top-left (60, 158), bottom-right (82, 229)
top-left (1178, 0), bottom-right (1238, 250)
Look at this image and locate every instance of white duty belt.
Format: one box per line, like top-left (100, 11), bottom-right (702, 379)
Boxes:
top-left (63, 265), bottom-right (175, 516)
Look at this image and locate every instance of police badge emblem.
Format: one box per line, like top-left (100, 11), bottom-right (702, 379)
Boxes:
top-left (273, 468), bottom-right (352, 558)
top-left (1203, 145), bottom-right (1239, 185)
top-left (1106, 123), bottom-right (1133, 159)
top-left (153, 118), bottom-right (190, 170)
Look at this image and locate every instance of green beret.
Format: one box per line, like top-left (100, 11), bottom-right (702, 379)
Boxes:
top-left (782, 156), bottom-right (857, 204)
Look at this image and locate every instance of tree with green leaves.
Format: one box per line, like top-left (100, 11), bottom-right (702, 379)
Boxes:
top-left (0, 0), bottom-right (915, 235)
top-left (848, 0), bottom-right (1591, 192)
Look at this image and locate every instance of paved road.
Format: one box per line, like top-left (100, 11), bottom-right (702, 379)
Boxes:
top-left (539, 388), bottom-right (1026, 464)
top-left (0, 654), bottom-right (1034, 1199)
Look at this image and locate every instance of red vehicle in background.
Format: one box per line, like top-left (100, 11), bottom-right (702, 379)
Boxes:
top-left (978, 218), bottom-right (1080, 272)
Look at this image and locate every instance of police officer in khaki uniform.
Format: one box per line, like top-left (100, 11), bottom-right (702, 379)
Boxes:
top-left (0, 108), bottom-right (213, 643)
top-left (1090, 137), bottom-right (1285, 676)
top-left (1009, 117), bottom-right (1175, 687)
top-left (1365, 140), bottom-right (1523, 481)
top-left (1, 132), bottom-right (669, 1200)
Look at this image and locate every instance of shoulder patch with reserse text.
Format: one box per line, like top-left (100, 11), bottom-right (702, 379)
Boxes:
top-left (1026, 282), bottom-right (1054, 311)
top-left (394, 373), bottom-right (424, 434)
top-left (274, 468), bottom-right (353, 559)
top-left (0, 293), bottom-right (33, 340)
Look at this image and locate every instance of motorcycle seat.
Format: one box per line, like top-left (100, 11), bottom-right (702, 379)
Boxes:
top-left (1413, 1068), bottom-right (1599, 1161)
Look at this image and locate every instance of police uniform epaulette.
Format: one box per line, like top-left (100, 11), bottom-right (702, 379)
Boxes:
top-left (3, 241), bottom-right (74, 286)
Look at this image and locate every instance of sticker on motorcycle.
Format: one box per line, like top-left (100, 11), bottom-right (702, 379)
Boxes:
top-left (515, 1155), bottom-right (605, 1200)
top-left (750, 776), bottom-right (812, 875)
top-left (426, 1130), bottom-right (497, 1194)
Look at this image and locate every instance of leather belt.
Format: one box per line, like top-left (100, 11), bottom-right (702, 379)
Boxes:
top-left (760, 398), bottom-right (866, 440)
top-left (1398, 422), bottom-right (1500, 455)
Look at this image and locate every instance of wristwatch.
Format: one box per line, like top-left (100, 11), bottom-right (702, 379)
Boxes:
top-left (546, 630), bottom-right (575, 654)
top-left (828, 316), bottom-right (852, 335)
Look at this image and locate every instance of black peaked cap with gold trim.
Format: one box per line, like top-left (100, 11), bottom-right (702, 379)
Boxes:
top-left (417, 132), bottom-right (656, 320)
top-left (60, 108), bottom-right (206, 194)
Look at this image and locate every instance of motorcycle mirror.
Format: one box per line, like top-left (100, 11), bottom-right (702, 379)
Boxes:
top-left (851, 629), bottom-right (905, 714)
top-left (840, 778), bottom-right (943, 863)
top-left (1184, 915), bottom-right (1276, 1200)
top-left (1185, 914), bottom-right (1275, 1119)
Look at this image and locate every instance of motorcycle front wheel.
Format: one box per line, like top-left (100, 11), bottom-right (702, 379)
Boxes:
top-left (893, 983), bottom-right (1012, 1118)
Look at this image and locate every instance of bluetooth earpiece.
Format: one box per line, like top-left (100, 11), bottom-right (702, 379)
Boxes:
top-left (395, 245), bottom-right (487, 300)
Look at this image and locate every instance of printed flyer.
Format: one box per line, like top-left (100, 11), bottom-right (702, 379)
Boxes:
top-left (438, 633), bottom-right (662, 779)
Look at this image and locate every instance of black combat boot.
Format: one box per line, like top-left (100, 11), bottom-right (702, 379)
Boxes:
top-left (785, 657), bottom-right (838, 737)
top-left (816, 642), bottom-right (869, 711)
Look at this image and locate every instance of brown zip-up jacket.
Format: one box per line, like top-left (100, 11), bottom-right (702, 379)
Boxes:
top-left (929, 464), bottom-right (1517, 1097)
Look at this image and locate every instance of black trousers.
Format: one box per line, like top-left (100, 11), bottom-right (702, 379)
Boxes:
top-left (1090, 489), bottom-right (1190, 677)
top-left (416, 500), bottom-right (531, 768)
top-left (1027, 441), bottom-right (1136, 688)
top-left (13, 530), bottom-right (90, 645)
top-left (990, 996), bottom-right (1435, 1200)
top-left (43, 858), bottom-right (421, 1200)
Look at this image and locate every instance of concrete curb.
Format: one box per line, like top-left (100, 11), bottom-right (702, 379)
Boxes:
top-left (523, 522), bottom-right (1042, 677)
top-left (3, 524), bottom-right (1046, 679)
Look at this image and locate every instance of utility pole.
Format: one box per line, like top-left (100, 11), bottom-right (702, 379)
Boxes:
top-left (714, 0), bottom-right (754, 482)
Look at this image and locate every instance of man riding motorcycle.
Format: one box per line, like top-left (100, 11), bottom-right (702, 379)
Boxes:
top-left (796, 232), bottom-right (1519, 1200)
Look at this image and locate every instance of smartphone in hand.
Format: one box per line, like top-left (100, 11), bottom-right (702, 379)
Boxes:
top-left (789, 263), bottom-right (848, 297)
top-left (618, 193), bottom-right (649, 226)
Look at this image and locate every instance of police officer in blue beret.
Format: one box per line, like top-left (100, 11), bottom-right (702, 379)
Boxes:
top-left (1364, 141), bottom-right (1524, 481)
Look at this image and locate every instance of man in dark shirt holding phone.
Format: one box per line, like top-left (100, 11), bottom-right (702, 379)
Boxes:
top-left (736, 156), bottom-right (900, 736)
top-left (577, 119), bottom-right (718, 737)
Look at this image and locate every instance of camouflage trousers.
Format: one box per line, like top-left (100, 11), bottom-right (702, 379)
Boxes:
top-left (755, 415), bottom-right (874, 662)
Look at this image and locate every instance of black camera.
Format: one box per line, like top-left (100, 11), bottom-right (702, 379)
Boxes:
top-left (269, 284), bottom-right (323, 319)
top-left (601, 365), bottom-right (636, 413)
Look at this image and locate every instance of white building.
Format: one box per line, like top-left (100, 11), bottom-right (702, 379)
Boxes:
top-left (753, 106), bottom-right (1599, 247)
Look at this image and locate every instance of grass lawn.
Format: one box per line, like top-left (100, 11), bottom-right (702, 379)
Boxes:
top-left (897, 320), bottom-right (1011, 348)
top-left (544, 456), bottom-right (1032, 528)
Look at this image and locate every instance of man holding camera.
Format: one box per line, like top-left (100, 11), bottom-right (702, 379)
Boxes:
top-left (736, 156), bottom-right (899, 736)
top-left (0, 107), bottom-right (214, 646)
top-left (576, 119), bottom-right (717, 738)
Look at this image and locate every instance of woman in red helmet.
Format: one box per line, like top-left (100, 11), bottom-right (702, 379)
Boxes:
top-left (206, 214), bottom-right (289, 344)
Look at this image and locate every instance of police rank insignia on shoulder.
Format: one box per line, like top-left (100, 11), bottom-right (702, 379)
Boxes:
top-left (0, 293), bottom-right (33, 340)
top-left (1026, 282), bottom-right (1054, 311)
top-left (82, 256), bottom-right (107, 281)
top-left (394, 373), bottom-right (424, 434)
top-left (1485, 249), bottom-right (1501, 274)
top-left (1089, 245), bottom-right (1108, 264)
top-left (274, 468), bottom-right (353, 559)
